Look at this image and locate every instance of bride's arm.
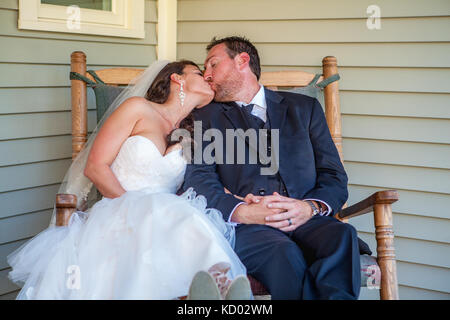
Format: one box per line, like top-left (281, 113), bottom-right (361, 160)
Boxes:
top-left (84, 97), bottom-right (145, 198)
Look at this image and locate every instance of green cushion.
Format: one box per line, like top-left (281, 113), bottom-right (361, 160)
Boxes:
top-left (283, 73), bottom-right (340, 108)
top-left (70, 70), bottom-right (125, 123)
top-left (91, 84), bottom-right (124, 122)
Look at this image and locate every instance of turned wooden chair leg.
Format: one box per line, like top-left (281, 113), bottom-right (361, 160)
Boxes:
top-left (71, 51), bottom-right (88, 160)
top-left (374, 203), bottom-right (399, 300)
top-left (55, 194), bottom-right (78, 227)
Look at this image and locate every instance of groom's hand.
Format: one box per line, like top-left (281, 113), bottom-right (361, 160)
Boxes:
top-left (263, 192), bottom-right (314, 232)
top-left (231, 197), bottom-right (285, 225)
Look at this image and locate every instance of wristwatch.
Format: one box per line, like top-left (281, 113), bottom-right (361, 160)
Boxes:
top-left (305, 200), bottom-right (321, 217)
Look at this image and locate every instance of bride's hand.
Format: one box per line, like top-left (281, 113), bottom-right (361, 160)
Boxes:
top-left (224, 187), bottom-right (244, 201)
top-left (242, 193), bottom-right (263, 204)
top-left (223, 187), bottom-right (262, 204)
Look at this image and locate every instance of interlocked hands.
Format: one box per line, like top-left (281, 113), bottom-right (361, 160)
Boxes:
top-left (225, 188), bottom-right (315, 231)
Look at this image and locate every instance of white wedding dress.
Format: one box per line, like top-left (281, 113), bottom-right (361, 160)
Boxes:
top-left (7, 135), bottom-right (247, 299)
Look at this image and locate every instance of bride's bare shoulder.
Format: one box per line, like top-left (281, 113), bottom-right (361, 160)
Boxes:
top-left (114, 96), bottom-right (154, 116)
top-left (122, 96), bottom-right (152, 108)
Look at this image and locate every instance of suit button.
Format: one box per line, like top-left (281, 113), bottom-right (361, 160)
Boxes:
top-left (258, 188), bottom-right (266, 196)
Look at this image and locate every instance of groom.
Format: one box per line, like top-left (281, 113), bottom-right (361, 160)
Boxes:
top-left (180, 36), bottom-right (367, 300)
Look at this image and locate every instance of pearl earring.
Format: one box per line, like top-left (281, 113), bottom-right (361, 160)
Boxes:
top-left (179, 82), bottom-right (186, 107)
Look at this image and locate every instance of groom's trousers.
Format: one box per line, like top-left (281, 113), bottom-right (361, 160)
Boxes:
top-left (234, 215), bottom-right (361, 300)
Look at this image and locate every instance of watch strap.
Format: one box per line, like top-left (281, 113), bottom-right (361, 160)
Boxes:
top-left (305, 200), bottom-right (320, 216)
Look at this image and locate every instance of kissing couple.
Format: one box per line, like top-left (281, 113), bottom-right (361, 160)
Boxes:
top-left (8, 36), bottom-right (364, 300)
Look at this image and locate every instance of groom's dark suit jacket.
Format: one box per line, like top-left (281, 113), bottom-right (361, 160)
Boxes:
top-left (180, 88), bottom-right (348, 221)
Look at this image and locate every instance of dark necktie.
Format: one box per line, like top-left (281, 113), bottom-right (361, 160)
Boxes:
top-left (242, 104), bottom-right (265, 128)
top-left (242, 103), bottom-right (254, 116)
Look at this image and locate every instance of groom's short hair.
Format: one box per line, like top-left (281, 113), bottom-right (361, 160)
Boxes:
top-left (207, 36), bottom-right (261, 80)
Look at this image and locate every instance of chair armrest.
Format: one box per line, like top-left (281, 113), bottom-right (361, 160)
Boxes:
top-left (55, 193), bottom-right (77, 226)
top-left (336, 190), bottom-right (399, 220)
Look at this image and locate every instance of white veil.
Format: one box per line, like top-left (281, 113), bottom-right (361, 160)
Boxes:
top-left (49, 60), bottom-right (170, 227)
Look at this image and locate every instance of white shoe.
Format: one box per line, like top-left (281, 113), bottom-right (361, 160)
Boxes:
top-left (224, 275), bottom-right (252, 300)
top-left (187, 271), bottom-right (221, 300)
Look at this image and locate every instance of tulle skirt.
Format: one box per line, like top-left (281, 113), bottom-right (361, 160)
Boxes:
top-left (7, 188), bottom-right (247, 299)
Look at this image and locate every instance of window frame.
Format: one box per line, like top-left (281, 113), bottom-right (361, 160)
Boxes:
top-left (18, 0), bottom-right (145, 39)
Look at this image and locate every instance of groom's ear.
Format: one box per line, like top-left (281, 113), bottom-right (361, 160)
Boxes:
top-left (236, 52), bottom-right (250, 71)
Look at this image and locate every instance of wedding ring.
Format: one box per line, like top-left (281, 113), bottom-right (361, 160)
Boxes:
top-left (287, 218), bottom-right (292, 226)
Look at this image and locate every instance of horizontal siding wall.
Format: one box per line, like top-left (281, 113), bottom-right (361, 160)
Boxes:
top-left (0, 0), bottom-right (158, 299)
top-left (177, 0), bottom-right (450, 299)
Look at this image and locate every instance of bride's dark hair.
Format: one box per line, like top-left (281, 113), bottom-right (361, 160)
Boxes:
top-left (145, 60), bottom-right (199, 149)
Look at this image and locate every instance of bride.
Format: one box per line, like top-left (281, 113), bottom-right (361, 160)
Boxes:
top-left (7, 60), bottom-right (248, 299)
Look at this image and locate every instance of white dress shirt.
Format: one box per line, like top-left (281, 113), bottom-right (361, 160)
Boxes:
top-left (227, 85), bottom-right (332, 224)
top-left (235, 84), bottom-right (267, 123)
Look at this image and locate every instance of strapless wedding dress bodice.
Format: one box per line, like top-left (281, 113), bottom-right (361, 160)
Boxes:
top-left (110, 135), bottom-right (186, 194)
top-left (7, 135), bottom-right (247, 300)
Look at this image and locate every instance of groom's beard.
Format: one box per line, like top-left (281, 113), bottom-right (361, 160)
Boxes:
top-left (212, 75), bottom-right (244, 102)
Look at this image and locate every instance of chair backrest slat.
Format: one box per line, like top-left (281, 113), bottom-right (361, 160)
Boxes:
top-left (86, 68), bottom-right (145, 86)
top-left (260, 71), bottom-right (323, 87)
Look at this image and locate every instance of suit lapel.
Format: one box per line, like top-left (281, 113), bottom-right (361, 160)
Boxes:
top-left (265, 88), bottom-right (287, 132)
top-left (222, 102), bottom-right (258, 153)
top-left (222, 102), bottom-right (251, 131)
top-left (264, 89), bottom-right (286, 172)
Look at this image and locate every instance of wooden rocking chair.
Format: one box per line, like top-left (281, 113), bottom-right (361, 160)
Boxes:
top-left (56, 51), bottom-right (399, 300)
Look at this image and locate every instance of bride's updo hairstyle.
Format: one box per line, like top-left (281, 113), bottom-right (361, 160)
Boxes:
top-left (145, 60), bottom-right (199, 149)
